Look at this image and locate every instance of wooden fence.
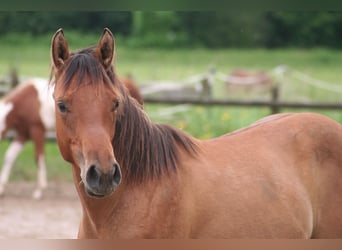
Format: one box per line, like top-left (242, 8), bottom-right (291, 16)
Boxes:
top-left (144, 96), bottom-right (342, 113)
top-left (2, 65), bottom-right (342, 141)
top-left (142, 65), bottom-right (342, 114)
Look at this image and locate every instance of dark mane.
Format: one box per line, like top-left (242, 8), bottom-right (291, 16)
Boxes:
top-left (113, 91), bottom-right (199, 183)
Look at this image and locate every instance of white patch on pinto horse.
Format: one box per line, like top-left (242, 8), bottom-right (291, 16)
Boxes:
top-left (32, 154), bottom-right (48, 200)
top-left (0, 101), bottom-right (13, 139)
top-left (31, 78), bottom-right (56, 131)
top-left (0, 140), bottom-right (24, 196)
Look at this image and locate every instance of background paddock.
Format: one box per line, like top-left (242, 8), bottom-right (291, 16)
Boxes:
top-left (0, 181), bottom-right (80, 238)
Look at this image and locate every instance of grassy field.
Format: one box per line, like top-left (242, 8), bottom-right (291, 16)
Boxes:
top-left (1, 32), bottom-right (342, 182)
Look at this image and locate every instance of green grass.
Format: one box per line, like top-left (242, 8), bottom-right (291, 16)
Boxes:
top-left (0, 140), bottom-right (72, 182)
top-left (1, 32), bottom-right (342, 181)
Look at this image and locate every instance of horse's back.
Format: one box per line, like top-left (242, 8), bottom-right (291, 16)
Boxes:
top-left (7, 78), bottom-right (54, 130)
top-left (184, 113), bottom-right (342, 238)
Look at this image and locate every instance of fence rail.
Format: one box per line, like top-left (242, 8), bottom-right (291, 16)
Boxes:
top-left (144, 97), bottom-right (342, 111)
top-left (3, 97), bottom-right (342, 142)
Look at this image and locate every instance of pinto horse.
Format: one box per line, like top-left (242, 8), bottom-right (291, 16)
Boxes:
top-left (50, 28), bottom-right (342, 238)
top-left (0, 78), bottom-right (55, 199)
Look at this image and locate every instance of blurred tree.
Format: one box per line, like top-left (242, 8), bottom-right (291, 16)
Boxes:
top-left (262, 12), bottom-right (342, 48)
top-left (0, 12), bottom-right (132, 36)
top-left (177, 12), bottom-right (265, 48)
top-left (132, 11), bottom-right (144, 36)
top-left (0, 11), bottom-right (341, 48)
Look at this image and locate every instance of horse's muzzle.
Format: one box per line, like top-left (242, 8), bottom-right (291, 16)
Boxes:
top-left (85, 162), bottom-right (122, 198)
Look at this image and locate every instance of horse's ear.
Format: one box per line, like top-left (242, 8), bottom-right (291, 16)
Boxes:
top-left (96, 28), bottom-right (115, 69)
top-left (51, 28), bottom-right (70, 70)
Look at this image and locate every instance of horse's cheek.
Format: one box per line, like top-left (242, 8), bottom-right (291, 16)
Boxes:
top-left (55, 122), bottom-right (74, 163)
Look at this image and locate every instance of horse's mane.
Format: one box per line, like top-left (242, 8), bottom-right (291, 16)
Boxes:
top-left (114, 90), bottom-right (198, 183)
top-left (52, 46), bottom-right (199, 183)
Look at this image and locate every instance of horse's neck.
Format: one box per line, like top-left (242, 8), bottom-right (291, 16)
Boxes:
top-left (73, 164), bottom-right (186, 238)
top-left (71, 165), bottom-right (119, 235)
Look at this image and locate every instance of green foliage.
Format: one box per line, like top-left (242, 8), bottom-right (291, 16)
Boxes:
top-left (176, 12), bottom-right (265, 48)
top-left (0, 141), bottom-right (72, 182)
top-left (0, 11), bottom-right (342, 48)
top-left (146, 105), bottom-right (270, 139)
top-left (262, 12), bottom-right (342, 48)
top-left (0, 12), bottom-right (132, 36)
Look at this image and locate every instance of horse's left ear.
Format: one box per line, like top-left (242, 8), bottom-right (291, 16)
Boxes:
top-left (51, 28), bottom-right (70, 70)
top-left (96, 28), bottom-right (115, 69)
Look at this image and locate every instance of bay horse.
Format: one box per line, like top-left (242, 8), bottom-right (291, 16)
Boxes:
top-left (0, 78), bottom-right (55, 199)
top-left (50, 28), bottom-right (342, 238)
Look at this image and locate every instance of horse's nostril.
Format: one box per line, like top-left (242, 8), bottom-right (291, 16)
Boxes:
top-left (112, 163), bottom-right (122, 185)
top-left (86, 164), bottom-right (100, 187)
top-left (85, 163), bottom-right (121, 196)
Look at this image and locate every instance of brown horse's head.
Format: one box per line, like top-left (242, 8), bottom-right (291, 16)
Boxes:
top-left (51, 28), bottom-right (122, 198)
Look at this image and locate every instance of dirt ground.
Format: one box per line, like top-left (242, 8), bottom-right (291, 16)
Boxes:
top-left (0, 181), bottom-right (82, 239)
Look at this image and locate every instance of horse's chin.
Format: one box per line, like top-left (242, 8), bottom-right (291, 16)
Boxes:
top-left (85, 188), bottom-right (114, 199)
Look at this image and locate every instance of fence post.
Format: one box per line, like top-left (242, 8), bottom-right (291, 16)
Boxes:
top-left (201, 79), bottom-right (212, 101)
top-left (200, 67), bottom-right (215, 100)
top-left (10, 68), bottom-right (19, 89)
top-left (270, 84), bottom-right (280, 114)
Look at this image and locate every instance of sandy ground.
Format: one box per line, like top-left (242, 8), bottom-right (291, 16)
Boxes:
top-left (0, 181), bottom-right (81, 239)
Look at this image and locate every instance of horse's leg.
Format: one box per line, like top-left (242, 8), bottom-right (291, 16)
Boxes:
top-left (30, 126), bottom-right (47, 200)
top-left (0, 140), bottom-right (24, 196)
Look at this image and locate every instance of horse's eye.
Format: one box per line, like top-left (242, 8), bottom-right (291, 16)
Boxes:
top-left (57, 101), bottom-right (68, 113)
top-left (113, 101), bottom-right (120, 112)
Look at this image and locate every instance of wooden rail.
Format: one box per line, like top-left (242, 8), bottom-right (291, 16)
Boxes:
top-left (144, 97), bottom-right (342, 111)
top-left (2, 96), bottom-right (342, 142)
top-left (3, 86), bottom-right (342, 113)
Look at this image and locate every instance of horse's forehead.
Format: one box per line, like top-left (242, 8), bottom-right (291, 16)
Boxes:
top-left (55, 79), bottom-right (117, 102)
